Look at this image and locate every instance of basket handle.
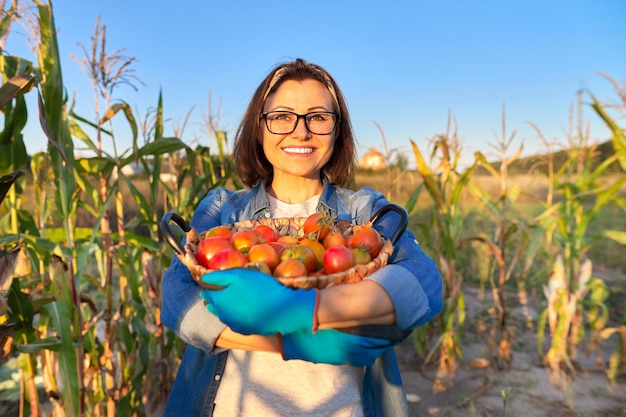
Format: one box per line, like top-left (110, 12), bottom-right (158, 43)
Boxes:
top-left (337, 324), bottom-right (408, 343)
top-left (160, 211), bottom-right (191, 255)
top-left (369, 204), bottom-right (408, 245)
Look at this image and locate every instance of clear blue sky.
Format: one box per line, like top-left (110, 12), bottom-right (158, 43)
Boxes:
top-left (7, 0), bottom-right (626, 166)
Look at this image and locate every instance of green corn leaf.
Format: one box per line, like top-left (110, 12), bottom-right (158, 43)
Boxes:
top-left (589, 91), bottom-right (626, 171)
top-left (450, 161), bottom-right (476, 205)
top-left (14, 336), bottom-right (62, 353)
top-left (410, 140), bottom-right (444, 207)
top-left (404, 182), bottom-right (424, 214)
top-left (123, 231), bottom-right (160, 252)
top-left (466, 180), bottom-right (501, 217)
top-left (44, 301), bottom-right (80, 417)
top-left (603, 230), bottom-right (626, 246)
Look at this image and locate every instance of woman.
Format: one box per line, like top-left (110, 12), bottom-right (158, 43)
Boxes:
top-left (161, 58), bottom-right (443, 416)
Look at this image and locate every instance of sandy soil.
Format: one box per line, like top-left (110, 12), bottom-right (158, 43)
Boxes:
top-left (397, 285), bottom-right (626, 417)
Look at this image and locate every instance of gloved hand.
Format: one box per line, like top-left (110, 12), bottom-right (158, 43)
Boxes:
top-left (200, 268), bottom-right (319, 336)
top-left (279, 328), bottom-right (397, 367)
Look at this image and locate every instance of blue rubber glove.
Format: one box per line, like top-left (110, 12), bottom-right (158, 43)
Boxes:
top-left (199, 268), bottom-right (319, 336)
top-left (279, 328), bottom-right (397, 367)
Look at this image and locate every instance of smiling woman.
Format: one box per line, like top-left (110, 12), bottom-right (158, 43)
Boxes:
top-left (160, 58), bottom-right (443, 417)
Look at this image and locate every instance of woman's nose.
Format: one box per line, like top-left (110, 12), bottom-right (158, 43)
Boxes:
top-left (292, 117), bottom-right (311, 139)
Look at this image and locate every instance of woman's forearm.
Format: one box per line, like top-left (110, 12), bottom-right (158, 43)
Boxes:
top-left (215, 328), bottom-right (281, 352)
top-left (316, 280), bottom-right (396, 329)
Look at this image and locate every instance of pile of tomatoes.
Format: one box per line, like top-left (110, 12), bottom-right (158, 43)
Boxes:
top-left (195, 212), bottom-right (384, 278)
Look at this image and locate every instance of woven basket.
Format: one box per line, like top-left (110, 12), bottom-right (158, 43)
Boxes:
top-left (161, 204), bottom-right (407, 290)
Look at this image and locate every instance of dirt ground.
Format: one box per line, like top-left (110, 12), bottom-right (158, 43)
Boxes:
top-left (397, 285), bottom-right (626, 417)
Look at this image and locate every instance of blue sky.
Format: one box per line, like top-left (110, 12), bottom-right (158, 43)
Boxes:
top-left (7, 0), bottom-right (626, 166)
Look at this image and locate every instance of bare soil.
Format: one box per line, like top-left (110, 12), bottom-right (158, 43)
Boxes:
top-left (397, 284), bottom-right (626, 417)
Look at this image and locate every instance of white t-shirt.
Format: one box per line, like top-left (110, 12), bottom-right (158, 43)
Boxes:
top-left (213, 195), bottom-right (365, 416)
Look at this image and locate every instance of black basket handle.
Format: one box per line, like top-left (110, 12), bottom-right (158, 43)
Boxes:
top-left (369, 203), bottom-right (408, 245)
top-left (160, 211), bottom-right (192, 256)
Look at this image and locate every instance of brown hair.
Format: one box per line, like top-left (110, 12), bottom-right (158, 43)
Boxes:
top-left (233, 58), bottom-right (357, 187)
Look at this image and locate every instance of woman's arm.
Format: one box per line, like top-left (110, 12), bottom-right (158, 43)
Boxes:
top-left (215, 328), bottom-right (281, 352)
top-left (316, 280), bottom-right (395, 329)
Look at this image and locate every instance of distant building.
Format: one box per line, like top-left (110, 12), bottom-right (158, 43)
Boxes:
top-left (358, 148), bottom-right (386, 170)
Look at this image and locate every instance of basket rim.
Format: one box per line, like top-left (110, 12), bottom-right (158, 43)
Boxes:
top-left (178, 217), bottom-right (394, 289)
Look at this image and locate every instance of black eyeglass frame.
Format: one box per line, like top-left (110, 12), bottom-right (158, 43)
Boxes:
top-left (261, 111), bottom-right (340, 135)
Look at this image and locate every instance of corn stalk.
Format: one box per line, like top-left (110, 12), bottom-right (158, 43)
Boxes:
top-left (407, 116), bottom-right (478, 392)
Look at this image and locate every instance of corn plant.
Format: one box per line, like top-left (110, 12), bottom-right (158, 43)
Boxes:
top-left (535, 89), bottom-right (626, 380)
top-left (407, 117), bottom-right (480, 392)
top-left (462, 107), bottom-right (537, 370)
top-left (589, 74), bottom-right (626, 383)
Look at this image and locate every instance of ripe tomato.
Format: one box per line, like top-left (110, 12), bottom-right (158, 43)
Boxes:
top-left (323, 231), bottom-right (346, 249)
top-left (267, 241), bottom-right (288, 257)
top-left (273, 258), bottom-right (308, 278)
top-left (252, 224), bottom-right (278, 243)
top-left (277, 235), bottom-right (299, 245)
top-left (247, 243), bottom-right (280, 272)
top-left (350, 225), bottom-right (383, 258)
top-left (299, 237), bottom-right (326, 270)
top-left (351, 246), bottom-right (372, 265)
top-left (205, 225), bottom-right (233, 240)
top-left (280, 245), bottom-right (317, 273)
top-left (303, 212), bottom-right (333, 241)
top-left (323, 245), bottom-right (355, 274)
top-left (207, 247), bottom-right (247, 270)
top-left (231, 230), bottom-right (258, 254)
top-left (196, 237), bottom-right (233, 269)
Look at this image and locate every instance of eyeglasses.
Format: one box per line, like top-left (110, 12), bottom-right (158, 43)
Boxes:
top-left (261, 111), bottom-right (339, 135)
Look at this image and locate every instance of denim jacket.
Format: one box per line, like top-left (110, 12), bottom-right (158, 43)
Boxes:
top-left (161, 178), bottom-right (443, 416)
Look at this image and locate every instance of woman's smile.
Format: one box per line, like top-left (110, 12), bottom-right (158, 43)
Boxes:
top-left (282, 146), bottom-right (315, 154)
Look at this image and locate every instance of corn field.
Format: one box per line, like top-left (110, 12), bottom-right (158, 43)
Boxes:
top-left (0, 2), bottom-right (625, 416)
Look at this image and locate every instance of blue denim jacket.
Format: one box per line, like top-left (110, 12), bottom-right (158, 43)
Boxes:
top-left (161, 179), bottom-right (443, 416)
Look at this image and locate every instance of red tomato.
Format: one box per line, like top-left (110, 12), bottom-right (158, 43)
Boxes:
top-left (231, 230), bottom-right (258, 254)
top-left (280, 245), bottom-right (317, 273)
top-left (299, 238), bottom-right (326, 270)
top-left (205, 225), bottom-right (233, 240)
top-left (323, 245), bottom-right (355, 274)
top-left (323, 231), bottom-right (346, 249)
top-left (350, 225), bottom-right (383, 258)
top-left (208, 247), bottom-right (247, 270)
top-left (351, 246), bottom-right (372, 265)
top-left (196, 237), bottom-right (233, 269)
top-left (303, 212), bottom-right (333, 241)
top-left (273, 258), bottom-right (308, 278)
top-left (252, 224), bottom-right (278, 243)
top-left (267, 241), bottom-right (288, 257)
top-left (247, 243), bottom-right (280, 272)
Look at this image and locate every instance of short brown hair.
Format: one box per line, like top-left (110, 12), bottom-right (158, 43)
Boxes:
top-left (233, 58), bottom-right (357, 188)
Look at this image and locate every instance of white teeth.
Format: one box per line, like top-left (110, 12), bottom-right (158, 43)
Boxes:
top-left (283, 147), bottom-right (314, 154)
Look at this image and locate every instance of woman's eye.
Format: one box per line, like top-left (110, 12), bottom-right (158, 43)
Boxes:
top-left (309, 114), bottom-right (327, 122)
top-left (272, 113), bottom-right (294, 121)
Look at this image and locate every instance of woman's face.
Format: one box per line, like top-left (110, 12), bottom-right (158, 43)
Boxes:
top-left (261, 79), bottom-right (336, 182)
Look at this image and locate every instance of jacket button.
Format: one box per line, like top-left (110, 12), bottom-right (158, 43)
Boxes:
top-left (264, 212), bottom-right (271, 218)
top-left (214, 375), bottom-right (221, 381)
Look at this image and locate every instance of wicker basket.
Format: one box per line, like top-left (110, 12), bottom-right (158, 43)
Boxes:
top-left (160, 204), bottom-right (407, 290)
